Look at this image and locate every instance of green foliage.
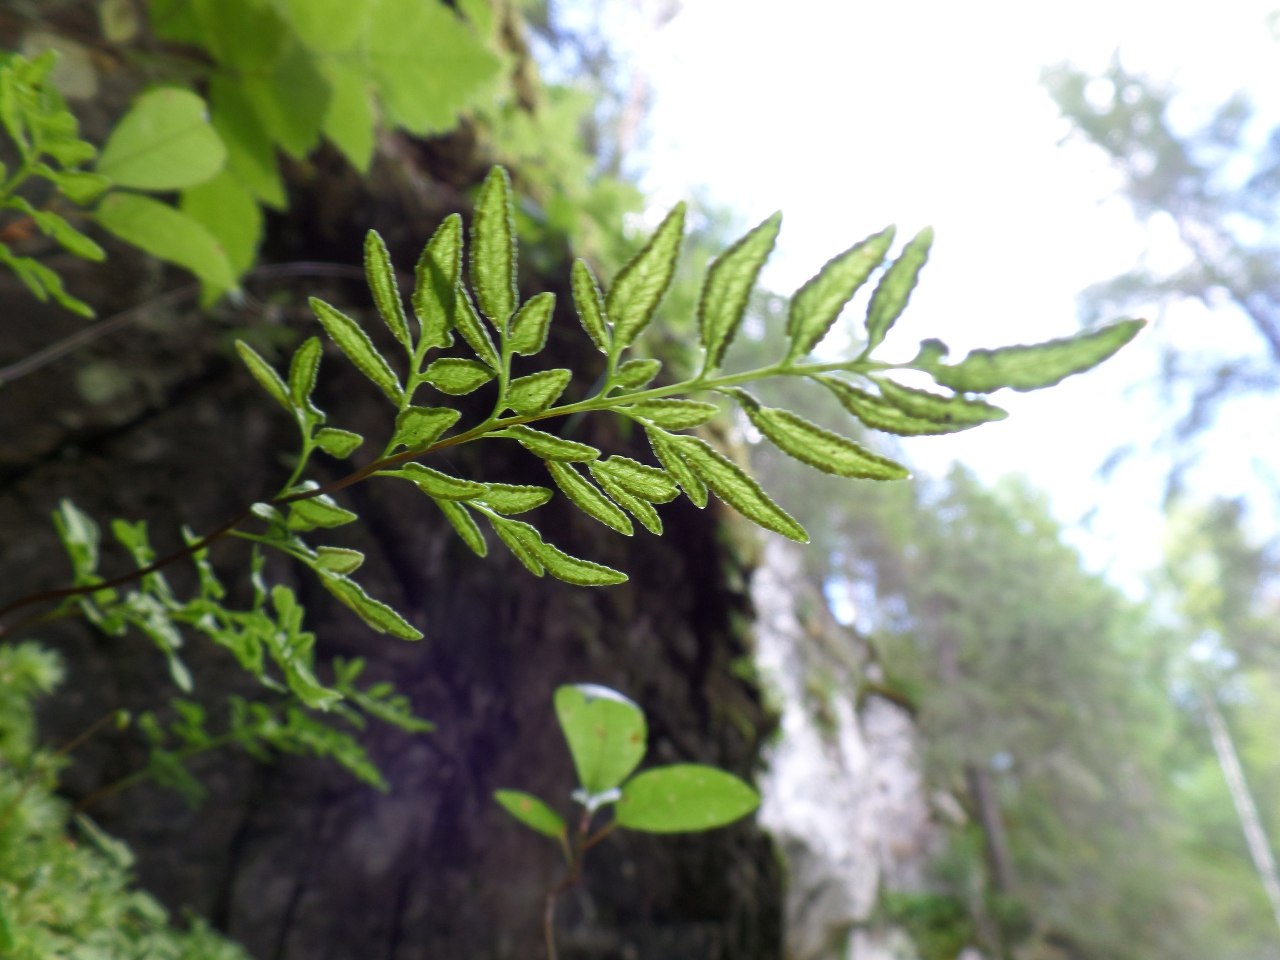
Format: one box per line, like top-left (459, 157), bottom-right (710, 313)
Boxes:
top-left (881, 892), bottom-right (974, 960)
top-left (0, 647), bottom-right (251, 959)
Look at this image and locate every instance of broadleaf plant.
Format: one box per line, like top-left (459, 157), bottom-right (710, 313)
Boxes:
top-left (0, 163), bottom-right (1143, 848)
top-left (496, 684), bottom-right (762, 959)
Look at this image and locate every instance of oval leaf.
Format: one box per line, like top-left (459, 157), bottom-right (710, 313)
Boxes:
top-left (365, 230), bottom-right (411, 351)
top-left (509, 291), bottom-right (556, 355)
top-left (494, 789), bottom-right (566, 839)
top-left (594, 456), bottom-right (678, 503)
top-left (471, 166), bottom-right (517, 327)
top-left (554, 684), bottom-right (647, 794)
top-left (314, 546), bottom-right (365, 575)
top-left (670, 435), bottom-right (807, 542)
top-left (699, 212), bottom-right (781, 372)
top-left (925, 319), bottom-right (1146, 393)
top-left (287, 336), bottom-right (323, 409)
top-left (287, 495), bottom-right (358, 530)
top-left (615, 764), bottom-right (760, 833)
top-left (309, 297), bottom-right (404, 403)
top-left (314, 427), bottom-right (364, 458)
top-left (607, 203), bottom-right (686, 354)
top-left (864, 226), bottom-right (932, 353)
top-left (507, 368), bottom-right (571, 415)
top-left (786, 226), bottom-right (895, 362)
top-left (391, 406), bottom-right (461, 451)
top-left (96, 87), bottom-right (226, 189)
top-left (613, 357), bottom-right (662, 390)
top-left (453, 285), bottom-right (501, 369)
top-left (423, 358), bottom-right (494, 395)
top-left (587, 464), bottom-right (663, 535)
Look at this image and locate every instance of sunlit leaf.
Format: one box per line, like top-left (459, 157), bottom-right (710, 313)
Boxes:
top-left (471, 166), bottom-right (518, 328)
top-left (554, 684), bottom-right (647, 794)
top-left (786, 226), bottom-right (894, 362)
top-left (96, 87), bottom-right (225, 189)
top-left (507, 368), bottom-right (571, 415)
top-left (314, 546), bottom-right (365, 575)
top-left (499, 424), bottom-right (599, 461)
top-left (437, 499), bottom-right (486, 556)
top-left (365, 230), bottom-right (412, 351)
top-left (390, 406), bottom-right (460, 451)
top-left (317, 571), bottom-right (422, 640)
top-left (234, 340), bottom-right (291, 413)
top-left (622, 399), bottom-right (719, 430)
top-left (547, 460), bottom-right (634, 535)
top-left (863, 226), bottom-right (932, 353)
top-left (588, 464), bottom-right (663, 535)
top-left (923, 319), bottom-right (1146, 393)
top-left (315, 428), bottom-right (363, 458)
top-left (96, 193), bottom-right (236, 295)
top-left (479, 483), bottom-right (552, 515)
top-left (645, 426), bottom-right (707, 508)
top-left (508, 292), bottom-right (556, 356)
top-left (526, 535), bottom-right (628, 587)
top-left (615, 764), bottom-right (759, 833)
top-left (571, 258), bottom-right (610, 353)
top-left (699, 211), bottom-right (780, 372)
top-left (287, 336), bottom-right (323, 410)
top-left (453, 285), bottom-right (501, 369)
top-left (731, 389), bottom-right (909, 480)
top-left (821, 376), bottom-right (1006, 435)
top-left (309, 297), bottom-right (404, 403)
top-left (592, 456), bottom-right (678, 503)
top-left (613, 357), bottom-right (662, 390)
top-left (669, 435), bottom-right (807, 542)
top-left (413, 214), bottom-right (461, 351)
top-left (422, 357), bottom-right (494, 395)
top-left (287, 495), bottom-right (358, 531)
top-left (378, 463), bottom-right (487, 500)
top-left (607, 203), bottom-right (685, 354)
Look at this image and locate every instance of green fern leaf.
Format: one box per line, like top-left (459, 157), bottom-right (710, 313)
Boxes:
top-left (235, 340), bottom-right (292, 414)
top-left (571, 258), bottom-right (610, 353)
top-left (922, 319), bottom-right (1145, 393)
top-left (588, 463), bottom-right (663, 535)
top-left (864, 227), bottom-right (932, 353)
top-left (317, 572), bottom-right (422, 640)
top-left (437, 499), bottom-right (487, 556)
top-left (310, 297), bottom-right (404, 403)
top-left (499, 424), bottom-right (599, 461)
top-left (487, 515), bottom-right (545, 576)
top-left (644, 426), bottom-right (707, 508)
top-left (314, 428), bottom-right (363, 458)
top-left (390, 406), bottom-right (461, 451)
top-left (413, 214), bottom-right (461, 351)
top-left (547, 460), bottom-right (634, 535)
top-left (669, 435), bottom-right (807, 542)
top-left (471, 166), bottom-right (517, 328)
top-left (507, 368), bottom-right (571, 415)
top-left (508, 292), bottom-right (556, 355)
top-left (314, 546), bottom-right (365, 575)
top-left (592, 456), bottom-right (679, 503)
top-left (614, 358), bottom-right (662, 390)
top-left (622, 399), bottom-right (719, 430)
top-left (822, 377), bottom-right (1006, 435)
top-left (731, 389), bottom-right (908, 480)
top-left (607, 203), bottom-right (685, 354)
top-left (453, 284), bottom-right (501, 369)
top-left (478, 484), bottom-right (553, 514)
top-left (379, 463), bottom-right (488, 500)
top-left (287, 495), bottom-right (359, 530)
top-left (422, 358), bottom-right (494, 395)
top-left (287, 336), bottom-right (323, 410)
top-left (699, 212), bottom-right (781, 372)
top-left (364, 230), bottom-right (412, 352)
top-left (786, 226), bottom-right (895, 362)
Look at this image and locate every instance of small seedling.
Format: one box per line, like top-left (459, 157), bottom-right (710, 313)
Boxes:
top-left (496, 683), bottom-right (760, 958)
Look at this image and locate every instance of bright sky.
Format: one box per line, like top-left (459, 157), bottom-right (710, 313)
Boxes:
top-left (617, 0), bottom-right (1280, 588)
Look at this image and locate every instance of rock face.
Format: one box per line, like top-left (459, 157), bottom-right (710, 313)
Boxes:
top-left (752, 540), bottom-right (943, 960)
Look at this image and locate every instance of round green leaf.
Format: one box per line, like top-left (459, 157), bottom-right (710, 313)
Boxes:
top-left (554, 684), bottom-right (647, 795)
top-left (615, 764), bottom-right (760, 834)
top-left (96, 87), bottom-right (226, 190)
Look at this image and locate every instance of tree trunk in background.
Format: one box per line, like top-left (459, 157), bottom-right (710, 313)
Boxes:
top-left (0, 131), bottom-right (783, 959)
top-left (1200, 689), bottom-right (1280, 933)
